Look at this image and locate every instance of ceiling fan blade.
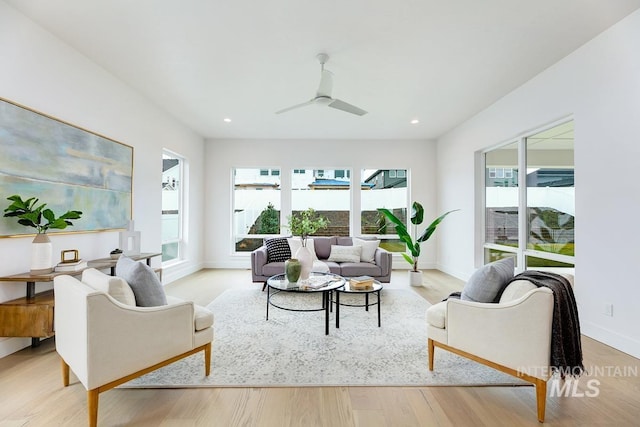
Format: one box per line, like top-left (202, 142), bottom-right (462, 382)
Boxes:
top-left (328, 99), bottom-right (368, 116)
top-left (316, 69), bottom-right (334, 97)
top-left (275, 100), bottom-right (314, 114)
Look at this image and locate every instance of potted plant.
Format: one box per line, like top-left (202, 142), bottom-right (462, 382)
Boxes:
top-left (287, 208), bottom-right (329, 247)
top-left (3, 195), bottom-right (83, 273)
top-left (286, 208), bottom-right (329, 280)
top-left (378, 202), bottom-right (457, 286)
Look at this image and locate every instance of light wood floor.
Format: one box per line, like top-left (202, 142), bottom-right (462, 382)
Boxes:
top-left (1, 269), bottom-right (638, 426)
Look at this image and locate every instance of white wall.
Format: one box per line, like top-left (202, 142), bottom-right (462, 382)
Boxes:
top-left (436, 10), bottom-right (640, 358)
top-left (204, 139), bottom-right (439, 269)
top-left (0, 2), bottom-right (205, 356)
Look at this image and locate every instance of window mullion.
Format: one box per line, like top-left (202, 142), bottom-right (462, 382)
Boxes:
top-left (517, 137), bottom-right (528, 273)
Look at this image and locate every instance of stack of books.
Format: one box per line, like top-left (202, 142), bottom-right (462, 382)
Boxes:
top-left (349, 275), bottom-right (374, 290)
top-left (54, 259), bottom-right (88, 272)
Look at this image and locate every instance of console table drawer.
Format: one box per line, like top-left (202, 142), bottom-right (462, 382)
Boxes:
top-left (0, 290), bottom-right (54, 338)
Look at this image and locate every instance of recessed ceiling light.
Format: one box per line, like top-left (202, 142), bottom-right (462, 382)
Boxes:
top-left (223, 118), bottom-right (232, 123)
top-left (410, 119), bottom-right (420, 125)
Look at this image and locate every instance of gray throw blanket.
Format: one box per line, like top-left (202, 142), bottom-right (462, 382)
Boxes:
top-left (507, 271), bottom-right (584, 376)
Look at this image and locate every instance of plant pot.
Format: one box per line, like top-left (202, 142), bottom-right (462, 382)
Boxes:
top-left (408, 270), bottom-right (423, 287)
top-left (31, 233), bottom-right (53, 274)
top-left (295, 246), bottom-right (313, 281)
top-left (285, 258), bottom-right (302, 282)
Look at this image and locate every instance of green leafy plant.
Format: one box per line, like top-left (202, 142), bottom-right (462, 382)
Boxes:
top-left (378, 202), bottom-right (458, 272)
top-left (287, 208), bottom-right (329, 247)
top-left (256, 202), bottom-right (280, 234)
top-left (529, 207), bottom-right (574, 256)
top-left (3, 195), bottom-right (83, 234)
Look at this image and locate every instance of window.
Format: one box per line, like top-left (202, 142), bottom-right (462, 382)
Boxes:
top-left (526, 122), bottom-right (575, 267)
top-left (231, 166), bottom-right (412, 254)
top-left (361, 169), bottom-right (408, 252)
top-left (233, 168), bottom-right (281, 252)
top-left (162, 151), bottom-right (184, 263)
top-left (485, 142), bottom-right (519, 247)
top-left (483, 120), bottom-right (574, 270)
top-left (292, 168), bottom-right (350, 236)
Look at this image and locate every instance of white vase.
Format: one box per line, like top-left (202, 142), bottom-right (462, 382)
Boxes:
top-left (408, 270), bottom-right (423, 287)
top-left (295, 245), bottom-right (313, 281)
top-left (31, 233), bottom-right (53, 274)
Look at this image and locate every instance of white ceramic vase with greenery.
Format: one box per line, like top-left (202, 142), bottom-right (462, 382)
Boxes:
top-left (3, 195), bottom-right (83, 274)
top-left (287, 208), bottom-right (329, 280)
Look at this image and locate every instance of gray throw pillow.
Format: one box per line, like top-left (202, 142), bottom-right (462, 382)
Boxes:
top-left (116, 255), bottom-right (167, 307)
top-left (461, 257), bottom-right (515, 303)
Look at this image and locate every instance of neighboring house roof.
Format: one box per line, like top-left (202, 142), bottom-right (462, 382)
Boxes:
top-left (163, 158), bottom-right (179, 172)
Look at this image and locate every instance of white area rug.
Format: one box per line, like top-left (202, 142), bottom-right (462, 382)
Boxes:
top-left (122, 288), bottom-right (527, 388)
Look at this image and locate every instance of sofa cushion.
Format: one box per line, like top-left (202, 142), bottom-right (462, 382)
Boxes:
top-left (262, 262), bottom-right (286, 277)
top-left (264, 237), bottom-right (291, 263)
top-left (337, 236), bottom-right (352, 246)
top-left (81, 268), bottom-right (136, 306)
top-left (327, 245), bottom-right (362, 263)
top-left (312, 236), bottom-right (336, 259)
top-left (287, 237), bottom-right (318, 260)
top-left (340, 262), bottom-right (382, 278)
top-left (461, 257), bottom-right (514, 303)
top-left (499, 279), bottom-right (538, 303)
top-left (165, 296), bottom-right (214, 331)
top-left (193, 304), bottom-right (214, 331)
top-left (352, 237), bottom-right (380, 263)
top-left (426, 301), bottom-right (447, 329)
top-left (116, 256), bottom-right (167, 307)
top-left (323, 261), bottom-right (342, 274)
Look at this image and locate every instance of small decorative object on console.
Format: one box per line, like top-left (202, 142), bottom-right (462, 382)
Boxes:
top-left (349, 275), bottom-right (374, 290)
top-left (119, 220), bottom-right (141, 256)
top-left (55, 249), bottom-right (87, 272)
top-left (110, 248), bottom-right (123, 259)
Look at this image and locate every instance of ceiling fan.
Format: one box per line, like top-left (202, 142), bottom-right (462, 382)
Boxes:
top-left (276, 53), bottom-right (368, 116)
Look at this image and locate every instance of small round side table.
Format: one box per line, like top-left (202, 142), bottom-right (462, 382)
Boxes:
top-left (334, 280), bottom-right (383, 328)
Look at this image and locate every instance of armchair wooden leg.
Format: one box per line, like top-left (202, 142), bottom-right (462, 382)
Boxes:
top-left (535, 378), bottom-right (547, 423)
top-left (204, 342), bottom-right (212, 376)
top-left (428, 338), bottom-right (435, 371)
top-left (88, 389), bottom-right (99, 427)
top-left (61, 358), bottom-right (70, 387)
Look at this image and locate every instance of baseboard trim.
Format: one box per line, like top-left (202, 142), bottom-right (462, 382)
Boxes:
top-left (581, 320), bottom-right (640, 359)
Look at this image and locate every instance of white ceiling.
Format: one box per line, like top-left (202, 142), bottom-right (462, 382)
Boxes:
top-left (7, 0), bottom-right (640, 140)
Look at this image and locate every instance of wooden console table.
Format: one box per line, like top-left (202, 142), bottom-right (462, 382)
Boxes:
top-left (0, 252), bottom-right (161, 347)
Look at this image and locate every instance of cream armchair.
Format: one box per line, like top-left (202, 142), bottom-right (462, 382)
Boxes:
top-left (426, 278), bottom-right (564, 423)
top-left (54, 272), bottom-right (213, 427)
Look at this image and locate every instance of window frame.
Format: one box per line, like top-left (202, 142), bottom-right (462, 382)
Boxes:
top-left (161, 149), bottom-right (185, 265)
top-left (230, 166), bottom-right (413, 255)
top-left (481, 118), bottom-right (575, 271)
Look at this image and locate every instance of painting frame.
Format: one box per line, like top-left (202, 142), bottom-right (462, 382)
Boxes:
top-left (0, 97), bottom-right (133, 237)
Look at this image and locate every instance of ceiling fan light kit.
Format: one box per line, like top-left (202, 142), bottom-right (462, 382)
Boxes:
top-left (276, 53), bottom-right (368, 116)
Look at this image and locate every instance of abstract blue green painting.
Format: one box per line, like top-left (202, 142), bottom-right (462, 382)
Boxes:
top-left (0, 98), bottom-right (133, 236)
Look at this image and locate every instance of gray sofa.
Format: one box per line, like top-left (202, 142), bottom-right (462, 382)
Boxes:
top-left (251, 236), bottom-right (392, 283)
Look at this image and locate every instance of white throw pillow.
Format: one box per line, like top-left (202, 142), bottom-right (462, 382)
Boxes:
top-left (287, 237), bottom-right (318, 260)
top-left (81, 268), bottom-right (136, 306)
top-left (352, 238), bottom-right (380, 263)
top-left (327, 245), bottom-right (362, 263)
